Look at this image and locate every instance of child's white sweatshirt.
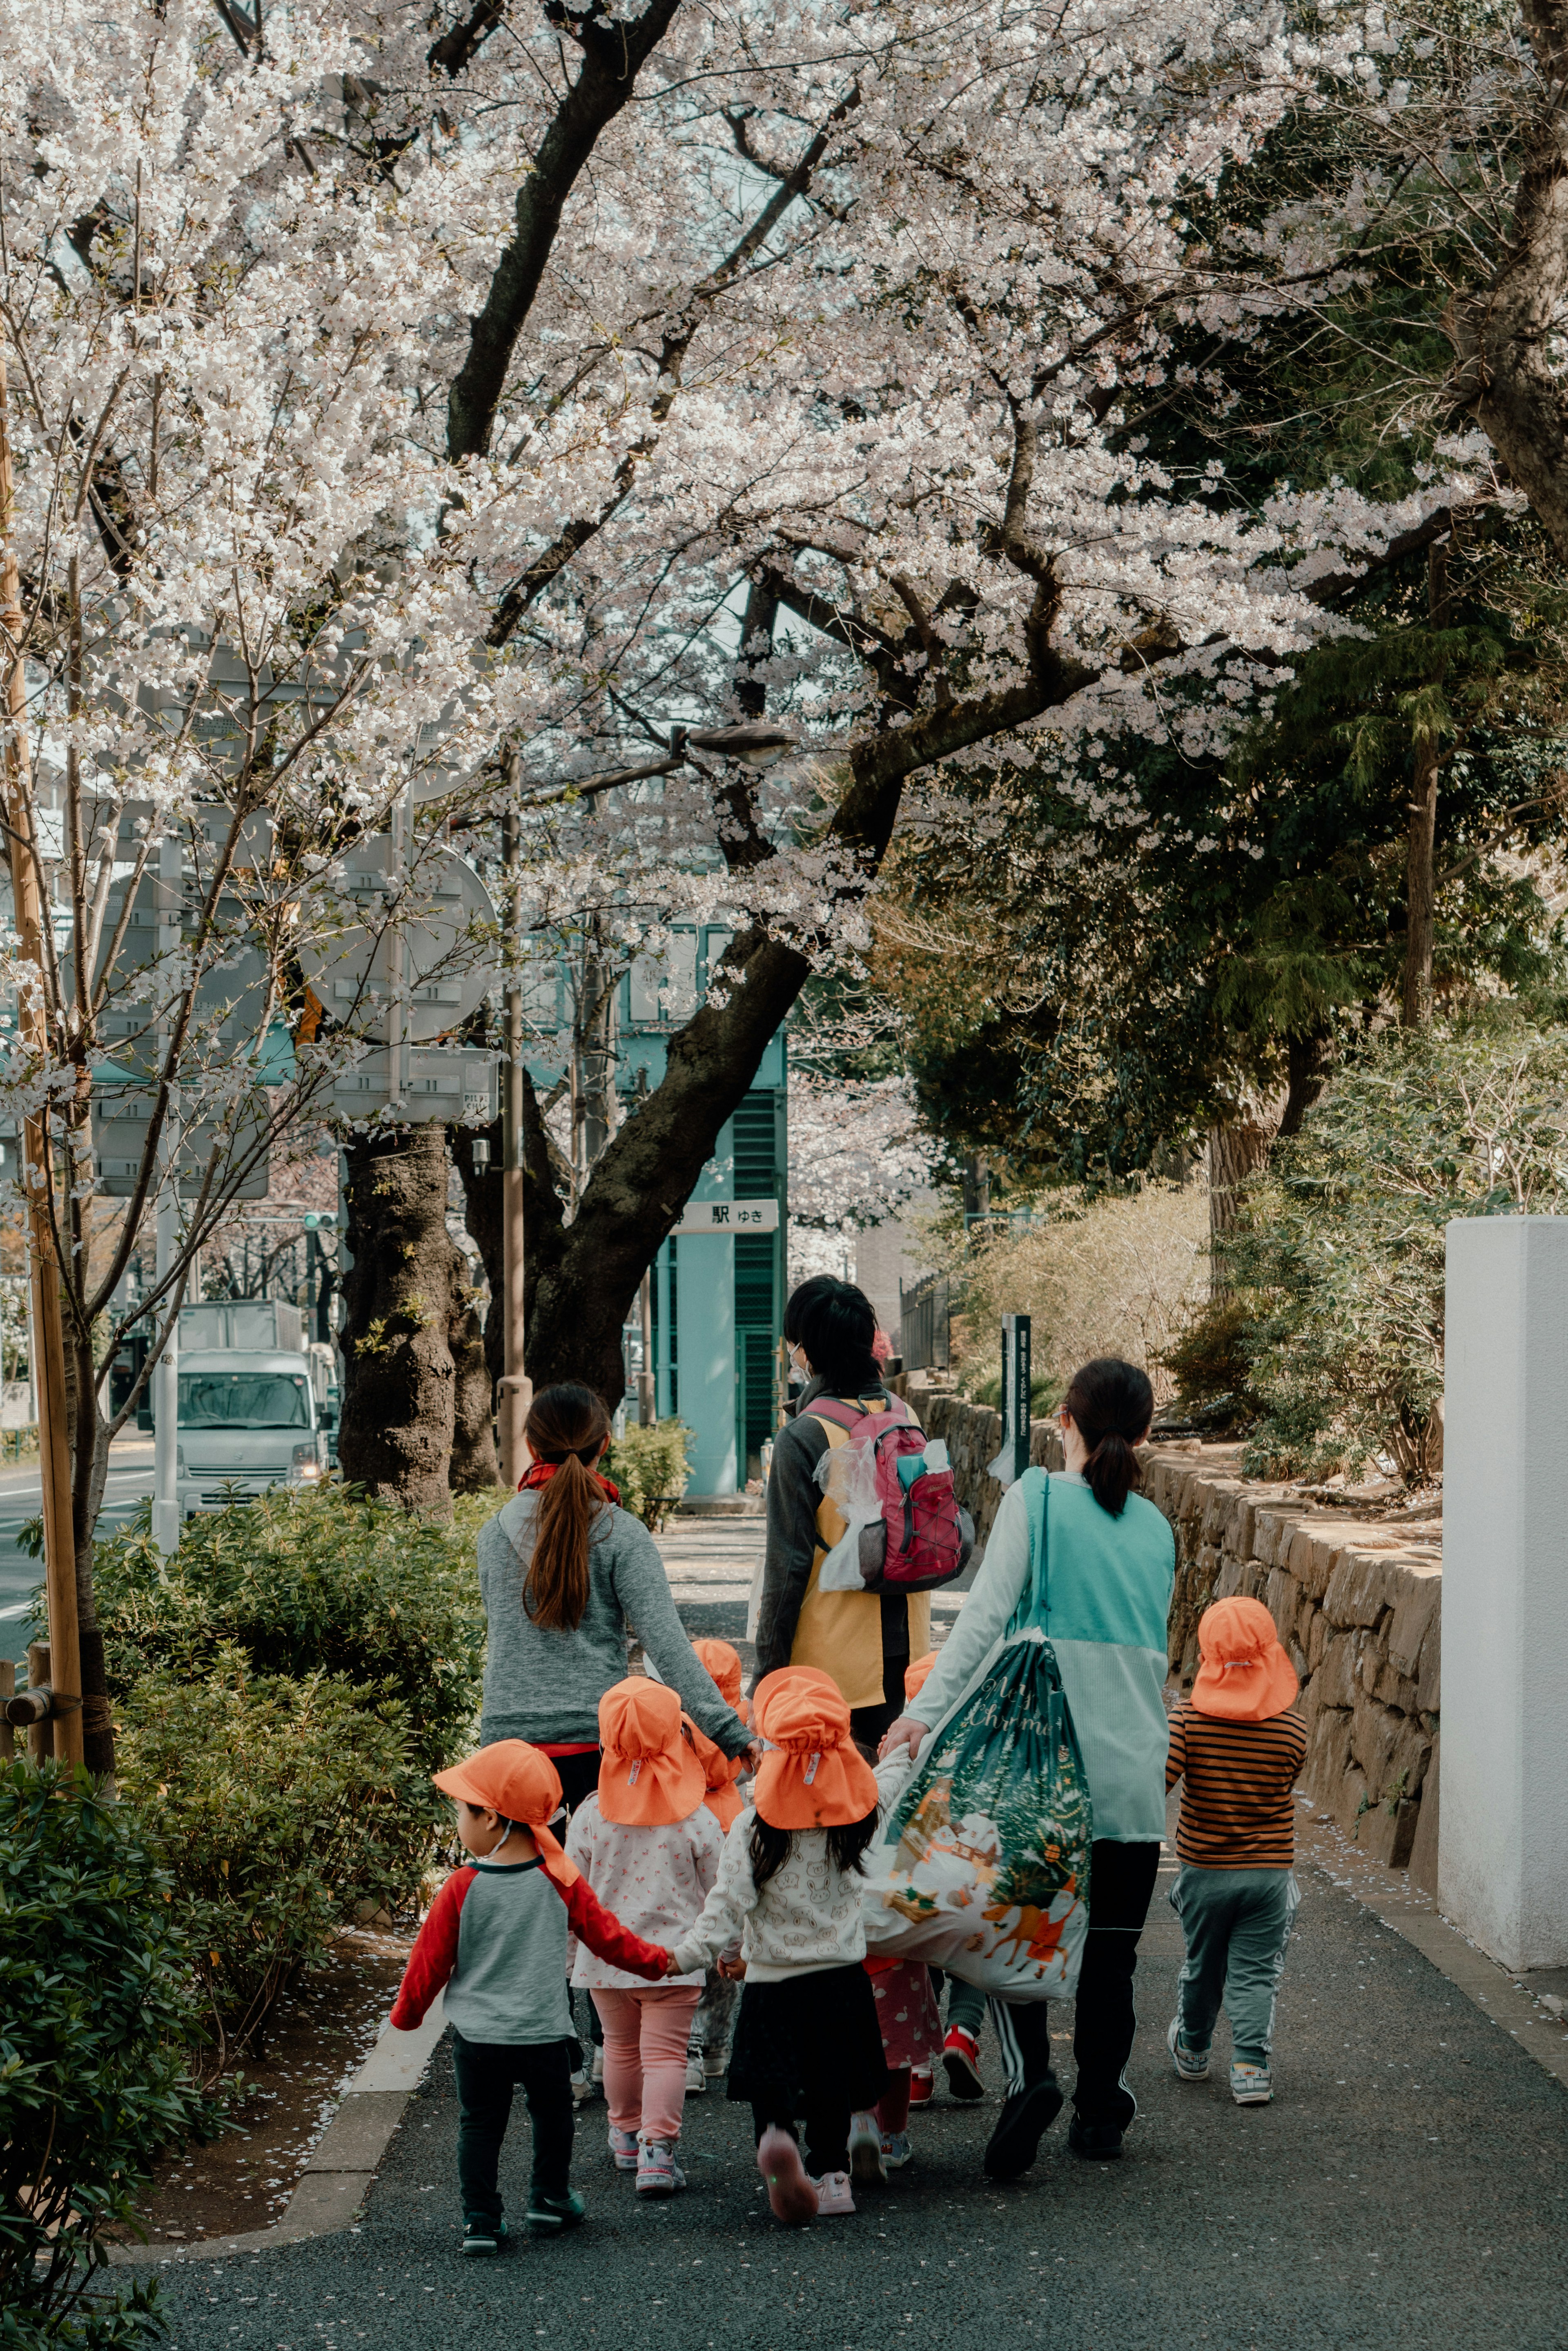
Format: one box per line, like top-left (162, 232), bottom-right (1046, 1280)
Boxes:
top-left (668, 1806), bottom-right (868, 1982)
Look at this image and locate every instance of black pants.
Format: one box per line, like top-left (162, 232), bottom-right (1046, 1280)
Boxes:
top-left (751, 2093), bottom-right (851, 2179)
top-left (993, 1838), bottom-right (1161, 2130)
top-left (452, 2030), bottom-right (575, 2222)
top-left (849, 1640), bottom-right (911, 1760)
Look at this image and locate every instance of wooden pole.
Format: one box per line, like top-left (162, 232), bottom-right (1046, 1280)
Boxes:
top-left (0, 360), bottom-right (82, 1768)
top-left (0, 1659), bottom-right (13, 1764)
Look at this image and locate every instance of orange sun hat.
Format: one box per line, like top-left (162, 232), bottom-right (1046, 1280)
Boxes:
top-left (904, 1651), bottom-right (939, 1705)
top-left (1190, 1596), bottom-right (1299, 1724)
top-left (433, 1741), bottom-right (580, 1888)
top-left (597, 1677), bottom-right (707, 1826)
top-left (684, 1712), bottom-right (746, 1831)
top-left (693, 1636), bottom-right (751, 1727)
top-left (752, 1669), bottom-right (878, 1832)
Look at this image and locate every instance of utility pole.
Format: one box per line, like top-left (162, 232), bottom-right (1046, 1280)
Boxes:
top-left (151, 834), bottom-right (183, 1558)
top-left (0, 357), bottom-right (82, 1765)
top-left (497, 780), bottom-right (530, 1484)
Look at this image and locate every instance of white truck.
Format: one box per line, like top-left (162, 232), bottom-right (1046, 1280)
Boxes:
top-left (172, 1301), bottom-right (333, 1516)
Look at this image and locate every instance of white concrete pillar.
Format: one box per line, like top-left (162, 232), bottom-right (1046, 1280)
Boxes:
top-left (1441, 1215), bottom-right (1568, 1968)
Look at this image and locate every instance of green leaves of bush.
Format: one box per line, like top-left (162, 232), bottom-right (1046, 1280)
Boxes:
top-left (604, 1420), bottom-right (690, 1531)
top-left (0, 1762), bottom-right (210, 2347)
top-left (94, 1485), bottom-right (486, 1779)
top-left (116, 1654), bottom-right (437, 2076)
top-left (1223, 1017), bottom-right (1568, 1482)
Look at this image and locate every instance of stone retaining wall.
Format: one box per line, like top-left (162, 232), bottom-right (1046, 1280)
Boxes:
top-left (910, 1386), bottom-right (1441, 1876)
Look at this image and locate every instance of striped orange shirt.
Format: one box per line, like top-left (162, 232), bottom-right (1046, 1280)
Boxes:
top-left (1165, 1702), bottom-right (1307, 1869)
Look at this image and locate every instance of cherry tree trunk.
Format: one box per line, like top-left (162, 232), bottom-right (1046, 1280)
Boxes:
top-left (1207, 1118), bottom-right (1275, 1299)
top-left (339, 1128), bottom-right (462, 1517)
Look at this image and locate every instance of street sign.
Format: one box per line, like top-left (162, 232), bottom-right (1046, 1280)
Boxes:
top-left (297, 836), bottom-right (497, 1043)
top-left (987, 1312), bottom-right (1032, 1486)
top-left (93, 1083), bottom-right (272, 1200)
top-left (672, 1198), bottom-right (779, 1235)
top-left (326, 1045), bottom-right (499, 1125)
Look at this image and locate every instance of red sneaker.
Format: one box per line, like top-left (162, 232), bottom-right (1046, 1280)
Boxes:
top-left (942, 2027), bottom-right (984, 2101)
top-left (909, 2067), bottom-right (935, 2108)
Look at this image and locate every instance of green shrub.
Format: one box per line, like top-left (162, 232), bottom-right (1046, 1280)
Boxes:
top-left (605, 1420), bottom-right (690, 1531)
top-left (1, 1761), bottom-right (211, 2347)
top-left (116, 1651), bottom-right (436, 2075)
top-left (1225, 1016), bottom-right (1568, 1482)
top-left (93, 1486), bottom-right (486, 1778)
top-left (1157, 1296), bottom-right (1263, 1432)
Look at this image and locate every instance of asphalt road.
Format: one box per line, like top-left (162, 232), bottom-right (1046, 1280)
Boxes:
top-left (134, 1849), bottom-right (1568, 2351)
top-left (0, 1446), bottom-right (156, 1670)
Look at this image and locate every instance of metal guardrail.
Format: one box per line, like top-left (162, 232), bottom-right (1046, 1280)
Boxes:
top-left (899, 1273), bottom-right (950, 1373)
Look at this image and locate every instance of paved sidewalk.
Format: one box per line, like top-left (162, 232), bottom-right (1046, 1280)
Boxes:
top-left (136, 1843), bottom-right (1568, 2351)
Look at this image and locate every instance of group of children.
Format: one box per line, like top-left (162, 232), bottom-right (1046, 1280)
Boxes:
top-left (391, 1600), bottom-right (1307, 2255)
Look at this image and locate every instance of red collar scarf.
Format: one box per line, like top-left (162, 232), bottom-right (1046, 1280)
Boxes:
top-left (519, 1459), bottom-right (621, 1505)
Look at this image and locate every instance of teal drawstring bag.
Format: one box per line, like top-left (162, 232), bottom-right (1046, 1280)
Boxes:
top-left (861, 1470), bottom-right (1094, 1999)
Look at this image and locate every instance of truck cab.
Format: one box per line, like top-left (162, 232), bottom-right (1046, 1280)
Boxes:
top-left (175, 1350), bottom-right (328, 1515)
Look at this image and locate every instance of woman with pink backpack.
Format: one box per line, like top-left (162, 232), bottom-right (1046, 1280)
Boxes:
top-left (753, 1278), bottom-right (969, 1757)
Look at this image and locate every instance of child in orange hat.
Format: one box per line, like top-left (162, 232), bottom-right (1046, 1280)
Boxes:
top-left (390, 1740), bottom-right (672, 2257)
top-left (1165, 1596), bottom-right (1307, 2107)
top-left (668, 1667), bottom-right (889, 2227)
top-left (564, 1680), bottom-right (724, 2196)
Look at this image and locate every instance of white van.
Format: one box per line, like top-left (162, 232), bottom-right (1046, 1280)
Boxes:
top-left (174, 1348), bottom-right (329, 1515)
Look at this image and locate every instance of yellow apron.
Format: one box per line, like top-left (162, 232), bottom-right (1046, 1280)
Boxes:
top-left (788, 1398), bottom-right (931, 1712)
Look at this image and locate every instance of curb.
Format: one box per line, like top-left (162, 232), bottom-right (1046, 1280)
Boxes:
top-left (110, 1997), bottom-right (447, 2266)
top-left (1297, 1816), bottom-right (1568, 2093)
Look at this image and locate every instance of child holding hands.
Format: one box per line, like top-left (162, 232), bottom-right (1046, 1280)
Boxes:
top-left (565, 1680), bottom-right (724, 2194)
top-left (668, 1667), bottom-right (889, 2226)
top-left (390, 1740), bottom-right (672, 2257)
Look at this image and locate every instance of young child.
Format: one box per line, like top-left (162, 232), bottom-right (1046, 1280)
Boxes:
top-left (564, 1680), bottom-right (724, 2195)
top-left (669, 1667), bottom-right (888, 2226)
top-left (897, 1653), bottom-right (944, 2113)
top-left (850, 1651), bottom-right (942, 2166)
top-left (684, 1638), bottom-right (751, 2095)
top-left (1165, 1596), bottom-right (1307, 2106)
top-left (390, 1740), bottom-right (672, 2257)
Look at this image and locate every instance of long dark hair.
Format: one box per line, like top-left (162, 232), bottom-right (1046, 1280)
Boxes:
top-left (785, 1276), bottom-right (881, 1395)
top-left (522, 1383), bottom-right (612, 1632)
top-left (749, 1804), bottom-right (880, 1889)
top-left (1061, 1357), bottom-right (1153, 1518)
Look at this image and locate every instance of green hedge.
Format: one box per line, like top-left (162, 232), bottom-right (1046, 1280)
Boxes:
top-left (116, 1652), bottom-right (435, 2072)
top-left (604, 1419), bottom-right (690, 1531)
top-left (1, 1762), bottom-right (211, 2349)
top-left (94, 1485), bottom-right (488, 1779)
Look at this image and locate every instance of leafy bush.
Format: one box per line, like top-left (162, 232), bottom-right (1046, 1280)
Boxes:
top-left (116, 1652), bottom-right (436, 2076)
top-left (1157, 1296), bottom-right (1263, 1432)
top-left (93, 1486), bottom-right (486, 1778)
top-left (1225, 1018), bottom-right (1568, 1482)
top-left (605, 1419), bottom-right (690, 1531)
top-left (1, 1761), bottom-right (210, 2347)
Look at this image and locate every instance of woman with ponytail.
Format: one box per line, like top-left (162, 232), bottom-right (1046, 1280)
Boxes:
top-left (477, 1384), bottom-right (753, 1814)
top-left (879, 1357), bottom-right (1175, 2183)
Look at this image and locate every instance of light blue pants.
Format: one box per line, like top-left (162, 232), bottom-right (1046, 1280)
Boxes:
top-left (1169, 1865), bottom-right (1300, 2069)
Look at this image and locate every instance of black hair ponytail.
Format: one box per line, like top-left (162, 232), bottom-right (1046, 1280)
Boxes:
top-left (1061, 1357), bottom-right (1154, 1516)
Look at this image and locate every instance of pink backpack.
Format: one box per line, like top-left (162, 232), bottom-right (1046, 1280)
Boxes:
top-left (809, 1397), bottom-right (973, 1593)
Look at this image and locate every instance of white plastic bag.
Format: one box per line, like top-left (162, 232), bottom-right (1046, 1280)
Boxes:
top-left (813, 1431), bottom-right (884, 1592)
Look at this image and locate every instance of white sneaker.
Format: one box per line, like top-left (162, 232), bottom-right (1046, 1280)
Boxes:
top-left (636, 2137), bottom-right (686, 2195)
top-left (1168, 2017), bottom-right (1210, 2082)
top-left (591, 2046), bottom-right (605, 2086)
top-left (812, 2168), bottom-right (855, 2217)
top-left (685, 2057), bottom-right (706, 2094)
top-left (1230, 2062), bottom-right (1272, 2106)
top-left (702, 2050), bottom-right (730, 2080)
top-left (847, 2111), bottom-right (885, 2185)
top-left (608, 2126), bottom-right (638, 2172)
top-left (570, 2069), bottom-right (591, 2105)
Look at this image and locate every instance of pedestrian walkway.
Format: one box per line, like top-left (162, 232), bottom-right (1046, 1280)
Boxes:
top-left (136, 1814), bottom-right (1568, 2351)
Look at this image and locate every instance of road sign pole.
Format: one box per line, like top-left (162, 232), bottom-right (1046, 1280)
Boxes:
top-left (151, 835), bottom-right (182, 1556)
top-left (0, 355), bottom-right (82, 1767)
top-left (986, 1312), bottom-right (1032, 1487)
top-left (497, 794), bottom-right (530, 1485)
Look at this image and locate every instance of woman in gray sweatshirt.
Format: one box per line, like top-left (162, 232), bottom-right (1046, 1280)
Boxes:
top-left (477, 1382), bottom-right (752, 1811)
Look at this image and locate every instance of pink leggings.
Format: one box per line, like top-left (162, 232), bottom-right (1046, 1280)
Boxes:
top-left (591, 1986), bottom-right (702, 2142)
